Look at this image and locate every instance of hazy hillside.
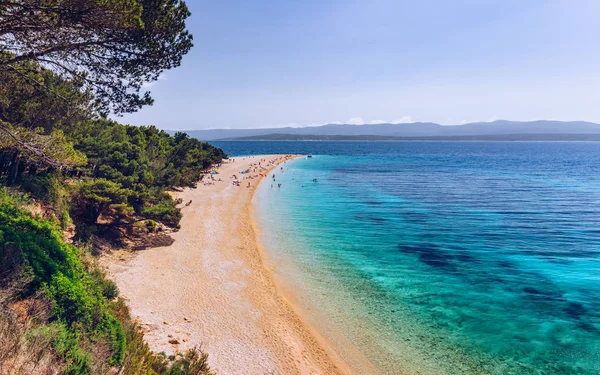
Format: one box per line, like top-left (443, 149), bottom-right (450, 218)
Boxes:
top-left (223, 133), bottom-right (600, 142)
top-left (183, 120), bottom-right (600, 140)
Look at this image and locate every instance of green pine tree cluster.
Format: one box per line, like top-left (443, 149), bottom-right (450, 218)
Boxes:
top-left (0, 59), bottom-right (226, 238)
top-left (70, 120), bottom-right (225, 229)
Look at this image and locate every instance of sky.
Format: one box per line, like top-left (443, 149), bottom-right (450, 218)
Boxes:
top-left (119, 0), bottom-right (600, 130)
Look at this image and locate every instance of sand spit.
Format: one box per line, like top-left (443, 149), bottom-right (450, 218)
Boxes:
top-left (105, 155), bottom-right (353, 375)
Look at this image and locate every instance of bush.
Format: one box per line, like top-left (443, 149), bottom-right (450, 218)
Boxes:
top-left (145, 219), bottom-right (157, 232)
top-left (18, 172), bottom-right (73, 229)
top-left (103, 314), bottom-right (126, 366)
top-left (89, 268), bottom-right (119, 300)
top-left (102, 279), bottom-right (119, 300)
top-left (165, 349), bottom-right (212, 375)
top-left (52, 324), bottom-right (92, 375)
top-left (48, 272), bottom-right (99, 326)
top-left (141, 196), bottom-right (181, 229)
top-left (0, 194), bottom-right (127, 373)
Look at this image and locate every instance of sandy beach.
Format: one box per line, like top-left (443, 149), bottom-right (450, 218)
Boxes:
top-left (105, 155), bottom-right (351, 375)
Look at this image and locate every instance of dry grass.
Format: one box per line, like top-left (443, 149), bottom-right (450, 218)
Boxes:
top-left (0, 303), bottom-right (64, 375)
top-left (0, 272), bottom-right (62, 375)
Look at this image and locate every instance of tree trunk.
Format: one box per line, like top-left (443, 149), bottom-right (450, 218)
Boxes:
top-left (16, 158), bottom-right (26, 181)
top-left (89, 203), bottom-right (104, 224)
top-left (6, 151), bottom-right (19, 186)
top-left (0, 151), bottom-right (6, 176)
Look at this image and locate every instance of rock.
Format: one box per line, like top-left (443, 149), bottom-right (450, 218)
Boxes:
top-left (163, 321), bottom-right (168, 325)
top-left (168, 339), bottom-right (180, 345)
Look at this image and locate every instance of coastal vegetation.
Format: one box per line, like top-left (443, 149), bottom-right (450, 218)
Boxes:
top-left (0, 192), bottom-right (214, 374)
top-left (0, 1), bottom-right (224, 373)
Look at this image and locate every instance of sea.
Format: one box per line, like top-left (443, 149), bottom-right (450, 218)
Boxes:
top-left (211, 141), bottom-right (600, 375)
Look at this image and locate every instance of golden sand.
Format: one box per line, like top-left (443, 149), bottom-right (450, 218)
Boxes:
top-left (105, 155), bottom-right (359, 375)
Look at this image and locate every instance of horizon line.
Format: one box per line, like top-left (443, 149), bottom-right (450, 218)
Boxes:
top-left (166, 119), bottom-right (595, 132)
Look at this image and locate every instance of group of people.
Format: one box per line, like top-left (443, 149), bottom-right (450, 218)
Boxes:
top-left (227, 155), bottom-right (296, 189)
top-left (199, 155), bottom-right (297, 189)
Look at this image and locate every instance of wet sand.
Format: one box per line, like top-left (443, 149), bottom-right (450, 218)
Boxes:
top-left (105, 155), bottom-right (356, 375)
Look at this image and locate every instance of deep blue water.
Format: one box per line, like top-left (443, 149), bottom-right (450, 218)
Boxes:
top-left (213, 141), bottom-right (600, 374)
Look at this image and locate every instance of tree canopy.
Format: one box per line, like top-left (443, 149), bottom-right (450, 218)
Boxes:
top-left (0, 0), bottom-right (202, 177)
top-left (0, 59), bottom-right (90, 170)
top-left (0, 0), bottom-right (193, 115)
top-left (68, 119), bottom-right (226, 228)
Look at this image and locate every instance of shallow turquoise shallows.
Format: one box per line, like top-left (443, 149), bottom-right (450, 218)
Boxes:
top-left (215, 141), bottom-right (600, 375)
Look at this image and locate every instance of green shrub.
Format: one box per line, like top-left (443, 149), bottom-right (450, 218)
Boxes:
top-left (102, 314), bottom-right (126, 366)
top-left (89, 268), bottom-right (119, 300)
top-left (0, 194), bottom-right (127, 372)
top-left (18, 173), bottom-right (62, 204)
top-left (145, 219), bottom-right (158, 232)
top-left (141, 198), bottom-right (181, 228)
top-left (52, 324), bottom-right (92, 375)
top-left (166, 349), bottom-right (212, 375)
top-left (102, 279), bottom-right (119, 300)
top-left (49, 272), bottom-right (98, 326)
top-left (18, 173), bottom-right (73, 228)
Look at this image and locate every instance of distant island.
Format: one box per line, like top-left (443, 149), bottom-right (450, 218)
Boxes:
top-left (217, 133), bottom-right (600, 141)
top-left (181, 120), bottom-right (600, 141)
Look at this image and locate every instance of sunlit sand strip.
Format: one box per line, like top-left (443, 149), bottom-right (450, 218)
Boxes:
top-left (105, 154), bottom-right (360, 375)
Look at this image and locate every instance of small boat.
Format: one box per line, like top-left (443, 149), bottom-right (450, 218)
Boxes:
top-left (307, 154), bottom-right (313, 158)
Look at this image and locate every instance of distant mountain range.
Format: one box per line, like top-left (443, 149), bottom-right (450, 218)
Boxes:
top-left (220, 133), bottom-right (600, 141)
top-left (182, 120), bottom-right (600, 141)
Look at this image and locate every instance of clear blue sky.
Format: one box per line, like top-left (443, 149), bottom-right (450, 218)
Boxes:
top-left (120, 0), bottom-right (600, 130)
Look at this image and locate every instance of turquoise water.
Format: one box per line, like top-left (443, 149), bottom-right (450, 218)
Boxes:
top-left (215, 142), bottom-right (600, 374)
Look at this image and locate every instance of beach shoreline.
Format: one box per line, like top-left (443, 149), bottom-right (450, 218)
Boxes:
top-left (104, 154), bottom-right (356, 375)
top-left (251, 159), bottom-right (381, 375)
